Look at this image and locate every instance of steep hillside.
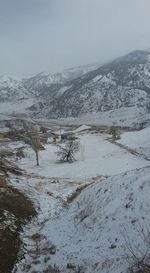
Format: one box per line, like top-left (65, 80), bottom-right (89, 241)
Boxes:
top-left (36, 50), bottom-right (150, 119)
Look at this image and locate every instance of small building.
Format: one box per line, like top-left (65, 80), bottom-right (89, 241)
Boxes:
top-left (61, 132), bottom-right (76, 141)
top-left (40, 127), bottom-right (49, 134)
top-left (74, 125), bottom-right (91, 133)
top-left (39, 131), bottom-right (60, 144)
top-left (47, 132), bottom-right (61, 143)
top-left (40, 129), bottom-right (77, 144)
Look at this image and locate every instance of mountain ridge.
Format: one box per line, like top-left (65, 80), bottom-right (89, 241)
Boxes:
top-left (0, 50), bottom-right (150, 128)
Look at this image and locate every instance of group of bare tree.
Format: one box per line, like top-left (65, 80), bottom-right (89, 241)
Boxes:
top-left (24, 121), bottom-right (79, 165)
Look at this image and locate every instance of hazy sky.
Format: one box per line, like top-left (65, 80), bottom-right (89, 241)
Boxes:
top-left (0, 0), bottom-right (150, 77)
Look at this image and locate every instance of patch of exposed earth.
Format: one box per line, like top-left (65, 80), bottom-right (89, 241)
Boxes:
top-left (0, 173), bottom-right (36, 273)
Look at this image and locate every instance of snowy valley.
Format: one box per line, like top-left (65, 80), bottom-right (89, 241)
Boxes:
top-left (0, 50), bottom-right (150, 273)
top-left (0, 124), bottom-right (150, 273)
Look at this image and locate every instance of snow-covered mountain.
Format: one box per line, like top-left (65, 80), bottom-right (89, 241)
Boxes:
top-left (0, 75), bottom-right (29, 102)
top-left (0, 63), bottom-right (100, 102)
top-left (22, 63), bottom-right (101, 91)
top-left (0, 50), bottom-right (150, 127)
top-left (35, 50), bottom-right (150, 119)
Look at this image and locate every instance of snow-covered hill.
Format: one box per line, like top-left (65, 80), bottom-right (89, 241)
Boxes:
top-left (7, 130), bottom-right (150, 273)
top-left (42, 167), bottom-right (150, 273)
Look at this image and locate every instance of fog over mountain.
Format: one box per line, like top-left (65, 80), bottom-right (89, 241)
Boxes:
top-left (0, 50), bottom-right (150, 128)
top-left (1, 0), bottom-right (150, 76)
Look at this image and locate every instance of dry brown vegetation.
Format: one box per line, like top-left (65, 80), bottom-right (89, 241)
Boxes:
top-left (0, 165), bottom-right (36, 273)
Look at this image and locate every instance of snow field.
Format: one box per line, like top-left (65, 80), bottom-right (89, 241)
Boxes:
top-left (19, 133), bottom-right (149, 179)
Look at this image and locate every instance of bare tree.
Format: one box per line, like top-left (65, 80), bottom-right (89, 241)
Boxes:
top-left (56, 140), bottom-right (80, 162)
top-left (123, 226), bottom-right (150, 273)
top-left (23, 121), bottom-right (41, 166)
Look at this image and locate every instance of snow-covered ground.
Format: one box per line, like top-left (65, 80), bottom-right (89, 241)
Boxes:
top-left (0, 98), bottom-right (35, 116)
top-left (18, 134), bottom-right (149, 179)
top-left (79, 107), bottom-right (150, 128)
top-left (6, 130), bottom-right (150, 273)
top-left (38, 167), bottom-right (150, 273)
top-left (118, 127), bottom-right (150, 160)
top-left (13, 166), bottom-right (150, 273)
top-left (33, 106), bottom-right (150, 129)
top-left (0, 103), bottom-right (150, 129)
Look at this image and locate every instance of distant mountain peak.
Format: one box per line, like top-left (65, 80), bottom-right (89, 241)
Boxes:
top-left (0, 74), bottom-right (20, 82)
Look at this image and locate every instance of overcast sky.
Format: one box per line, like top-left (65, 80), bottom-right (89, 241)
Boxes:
top-left (0, 0), bottom-right (150, 77)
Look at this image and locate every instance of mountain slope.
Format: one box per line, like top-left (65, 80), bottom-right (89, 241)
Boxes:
top-left (0, 75), bottom-right (30, 102)
top-left (0, 50), bottom-right (150, 128)
top-left (0, 63), bottom-right (100, 110)
top-left (36, 50), bottom-right (150, 119)
top-left (22, 63), bottom-right (101, 91)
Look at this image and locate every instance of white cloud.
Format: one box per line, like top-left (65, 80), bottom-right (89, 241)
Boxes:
top-left (0, 0), bottom-right (150, 76)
